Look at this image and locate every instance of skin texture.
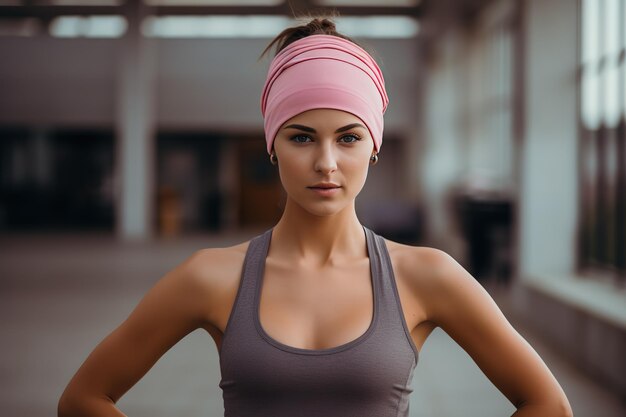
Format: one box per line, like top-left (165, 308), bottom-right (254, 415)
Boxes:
top-left (58, 109), bottom-right (572, 417)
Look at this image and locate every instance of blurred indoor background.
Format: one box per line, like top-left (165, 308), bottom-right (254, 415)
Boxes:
top-left (0, 0), bottom-right (624, 416)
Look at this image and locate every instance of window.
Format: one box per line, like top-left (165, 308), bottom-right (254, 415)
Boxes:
top-left (0, 127), bottom-right (115, 231)
top-left (578, 0), bottom-right (626, 284)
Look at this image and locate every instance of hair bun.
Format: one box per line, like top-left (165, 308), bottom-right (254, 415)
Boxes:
top-left (258, 14), bottom-right (359, 61)
top-left (305, 17), bottom-right (337, 34)
top-left (319, 18), bottom-right (337, 31)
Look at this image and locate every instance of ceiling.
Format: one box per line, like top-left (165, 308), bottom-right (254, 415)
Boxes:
top-left (0, 0), bottom-right (426, 19)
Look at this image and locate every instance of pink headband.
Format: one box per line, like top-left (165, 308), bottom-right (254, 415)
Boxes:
top-left (260, 34), bottom-right (389, 155)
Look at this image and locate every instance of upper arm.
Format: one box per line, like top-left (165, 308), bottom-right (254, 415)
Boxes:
top-left (60, 249), bottom-right (219, 405)
top-left (418, 248), bottom-right (570, 412)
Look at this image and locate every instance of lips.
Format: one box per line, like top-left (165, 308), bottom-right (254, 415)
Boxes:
top-left (308, 182), bottom-right (340, 189)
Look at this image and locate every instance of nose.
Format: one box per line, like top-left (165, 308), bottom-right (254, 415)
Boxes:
top-left (314, 141), bottom-right (338, 174)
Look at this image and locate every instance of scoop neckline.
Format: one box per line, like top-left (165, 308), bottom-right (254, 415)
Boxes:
top-left (253, 225), bottom-right (379, 356)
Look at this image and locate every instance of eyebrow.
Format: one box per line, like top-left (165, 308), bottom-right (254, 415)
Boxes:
top-left (282, 123), bottom-right (367, 133)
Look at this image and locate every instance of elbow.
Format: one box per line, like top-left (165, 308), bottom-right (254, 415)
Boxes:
top-left (557, 398), bottom-right (574, 417)
top-left (58, 388), bottom-right (118, 417)
top-left (549, 389), bottom-right (573, 417)
top-left (547, 398), bottom-right (575, 417)
top-left (515, 396), bottom-right (573, 417)
top-left (57, 389), bottom-right (88, 417)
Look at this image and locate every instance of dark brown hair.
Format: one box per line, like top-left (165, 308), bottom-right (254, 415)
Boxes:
top-left (258, 15), bottom-right (361, 61)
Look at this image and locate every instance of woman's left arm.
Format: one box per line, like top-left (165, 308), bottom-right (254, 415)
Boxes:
top-left (418, 248), bottom-right (573, 417)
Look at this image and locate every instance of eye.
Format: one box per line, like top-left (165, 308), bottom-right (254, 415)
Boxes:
top-left (339, 134), bottom-right (362, 143)
top-left (290, 134), bottom-right (312, 143)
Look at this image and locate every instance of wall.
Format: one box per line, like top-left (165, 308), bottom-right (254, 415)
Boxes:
top-left (0, 37), bottom-right (419, 133)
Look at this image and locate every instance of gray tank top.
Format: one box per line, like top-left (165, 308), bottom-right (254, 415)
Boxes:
top-left (218, 226), bottom-right (419, 417)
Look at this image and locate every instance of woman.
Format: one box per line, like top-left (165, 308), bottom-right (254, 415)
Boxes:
top-left (58, 18), bottom-right (572, 417)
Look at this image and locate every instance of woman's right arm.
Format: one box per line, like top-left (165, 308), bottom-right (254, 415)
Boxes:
top-left (57, 248), bottom-right (221, 417)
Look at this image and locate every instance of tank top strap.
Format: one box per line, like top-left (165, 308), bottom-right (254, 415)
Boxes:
top-left (364, 226), bottom-right (420, 364)
top-left (219, 228), bottom-right (272, 355)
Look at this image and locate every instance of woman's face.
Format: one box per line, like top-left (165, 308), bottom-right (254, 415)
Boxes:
top-left (272, 108), bottom-right (375, 217)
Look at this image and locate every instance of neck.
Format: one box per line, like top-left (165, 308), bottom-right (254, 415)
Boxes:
top-left (270, 197), bottom-right (367, 267)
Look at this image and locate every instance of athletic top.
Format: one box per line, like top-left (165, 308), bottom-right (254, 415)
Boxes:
top-left (218, 226), bottom-right (420, 417)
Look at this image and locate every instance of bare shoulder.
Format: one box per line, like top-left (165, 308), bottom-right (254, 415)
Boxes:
top-left (382, 238), bottom-right (467, 318)
top-left (186, 240), bottom-right (250, 283)
top-left (178, 240), bottom-right (251, 327)
top-left (383, 238), bottom-right (451, 265)
top-left (382, 238), bottom-right (454, 289)
top-left (384, 237), bottom-right (503, 321)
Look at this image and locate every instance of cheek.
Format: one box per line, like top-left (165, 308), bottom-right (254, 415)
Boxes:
top-left (276, 155), bottom-right (307, 188)
top-left (345, 150), bottom-right (371, 171)
top-left (352, 163), bottom-right (371, 190)
top-left (341, 156), bottom-right (371, 192)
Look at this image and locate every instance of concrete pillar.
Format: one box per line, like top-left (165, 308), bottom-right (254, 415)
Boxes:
top-left (520, 0), bottom-right (578, 277)
top-left (114, 2), bottom-right (156, 241)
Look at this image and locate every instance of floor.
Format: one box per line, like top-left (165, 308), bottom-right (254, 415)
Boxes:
top-left (1, 231), bottom-right (624, 417)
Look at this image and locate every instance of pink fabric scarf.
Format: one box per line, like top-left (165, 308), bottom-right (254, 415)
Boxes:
top-left (260, 34), bottom-right (389, 154)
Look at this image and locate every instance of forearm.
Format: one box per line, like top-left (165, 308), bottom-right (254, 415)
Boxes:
top-left (58, 395), bottom-right (128, 417)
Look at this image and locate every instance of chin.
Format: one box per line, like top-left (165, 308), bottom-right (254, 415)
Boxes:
top-left (307, 207), bottom-right (342, 217)
top-left (298, 198), bottom-right (352, 217)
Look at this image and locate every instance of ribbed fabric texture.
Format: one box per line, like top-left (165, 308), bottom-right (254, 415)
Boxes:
top-left (218, 226), bottom-right (419, 417)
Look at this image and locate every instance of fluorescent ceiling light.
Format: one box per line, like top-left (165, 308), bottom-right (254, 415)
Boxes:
top-left (336, 16), bottom-right (418, 38)
top-left (143, 15), bottom-right (293, 38)
top-left (50, 15), bottom-right (127, 37)
top-left (314, 0), bottom-right (420, 6)
top-left (143, 0), bottom-right (282, 5)
top-left (143, 14), bottom-right (417, 38)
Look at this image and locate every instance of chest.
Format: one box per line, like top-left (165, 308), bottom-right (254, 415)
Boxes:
top-left (207, 249), bottom-right (428, 353)
top-left (258, 259), bottom-right (375, 351)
